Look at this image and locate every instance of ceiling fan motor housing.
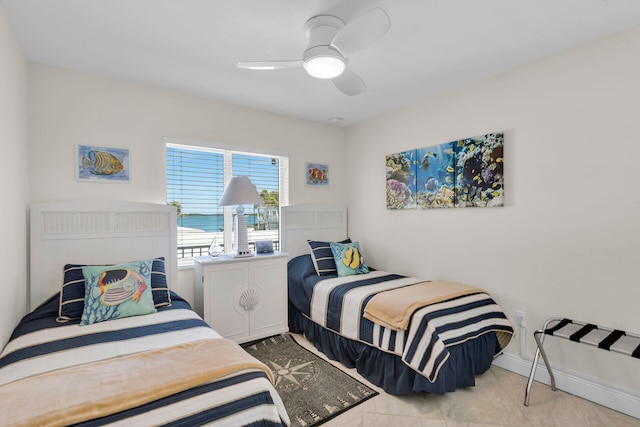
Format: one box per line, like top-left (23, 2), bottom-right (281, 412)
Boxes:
top-left (302, 15), bottom-right (347, 78)
top-left (304, 15), bottom-right (344, 46)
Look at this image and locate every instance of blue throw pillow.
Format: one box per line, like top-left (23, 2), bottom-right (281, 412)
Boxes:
top-left (308, 238), bottom-right (351, 276)
top-left (149, 257), bottom-right (172, 308)
top-left (330, 241), bottom-right (370, 277)
top-left (80, 259), bottom-right (156, 325)
top-left (58, 257), bottom-right (170, 323)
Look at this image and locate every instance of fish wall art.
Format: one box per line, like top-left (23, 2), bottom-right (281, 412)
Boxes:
top-left (306, 162), bottom-right (329, 186)
top-left (76, 144), bottom-right (130, 182)
top-left (386, 132), bottom-right (503, 209)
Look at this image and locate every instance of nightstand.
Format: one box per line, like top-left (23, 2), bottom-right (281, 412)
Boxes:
top-left (193, 252), bottom-right (288, 344)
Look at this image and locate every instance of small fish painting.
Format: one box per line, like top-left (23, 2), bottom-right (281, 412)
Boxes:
top-left (76, 144), bottom-right (130, 182)
top-left (306, 162), bottom-right (329, 186)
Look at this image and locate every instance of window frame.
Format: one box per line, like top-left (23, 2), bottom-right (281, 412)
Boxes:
top-left (165, 138), bottom-right (289, 268)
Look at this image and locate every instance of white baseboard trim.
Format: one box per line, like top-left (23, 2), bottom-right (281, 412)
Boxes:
top-left (493, 353), bottom-right (640, 419)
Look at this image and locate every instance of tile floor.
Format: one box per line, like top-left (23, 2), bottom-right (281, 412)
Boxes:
top-left (291, 333), bottom-right (640, 427)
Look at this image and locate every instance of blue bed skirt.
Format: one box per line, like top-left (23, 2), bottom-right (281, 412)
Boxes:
top-left (289, 302), bottom-right (499, 395)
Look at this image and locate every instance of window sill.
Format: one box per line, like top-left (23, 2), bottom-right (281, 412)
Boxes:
top-left (177, 258), bottom-right (196, 270)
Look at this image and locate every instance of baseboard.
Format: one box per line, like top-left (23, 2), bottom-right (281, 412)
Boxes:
top-left (493, 353), bottom-right (640, 419)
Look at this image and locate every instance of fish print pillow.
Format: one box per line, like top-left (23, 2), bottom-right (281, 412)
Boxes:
top-left (58, 257), bottom-right (171, 323)
top-left (330, 241), bottom-right (370, 277)
top-left (80, 259), bottom-right (156, 325)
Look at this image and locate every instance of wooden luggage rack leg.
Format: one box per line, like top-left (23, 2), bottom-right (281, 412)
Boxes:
top-left (524, 317), bottom-right (563, 406)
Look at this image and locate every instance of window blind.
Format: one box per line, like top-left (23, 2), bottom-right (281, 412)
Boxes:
top-left (166, 142), bottom-right (288, 259)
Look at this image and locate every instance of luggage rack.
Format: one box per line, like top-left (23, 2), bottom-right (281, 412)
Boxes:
top-left (524, 317), bottom-right (640, 406)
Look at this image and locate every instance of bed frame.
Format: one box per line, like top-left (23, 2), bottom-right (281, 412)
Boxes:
top-left (29, 201), bottom-right (177, 310)
top-left (280, 204), bottom-right (347, 258)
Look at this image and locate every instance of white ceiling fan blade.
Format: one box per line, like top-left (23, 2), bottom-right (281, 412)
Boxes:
top-left (331, 7), bottom-right (390, 58)
top-left (237, 60), bottom-right (303, 70)
top-left (332, 69), bottom-right (367, 96)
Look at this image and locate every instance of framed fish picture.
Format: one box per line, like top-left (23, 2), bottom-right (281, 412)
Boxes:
top-left (76, 144), bottom-right (130, 182)
top-left (305, 162), bottom-right (329, 187)
top-left (386, 132), bottom-right (504, 209)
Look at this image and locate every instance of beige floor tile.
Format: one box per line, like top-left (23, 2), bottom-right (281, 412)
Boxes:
top-left (289, 334), bottom-right (640, 427)
top-left (361, 391), bottom-right (443, 418)
top-left (322, 403), bottom-right (364, 427)
top-left (362, 413), bottom-right (448, 427)
top-left (436, 382), bottom-right (531, 426)
top-left (523, 392), bottom-right (640, 427)
top-left (444, 421), bottom-right (527, 427)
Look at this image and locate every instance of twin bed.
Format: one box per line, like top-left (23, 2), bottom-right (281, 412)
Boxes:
top-left (281, 204), bottom-right (513, 395)
top-left (0, 202), bottom-right (289, 427)
top-left (0, 201), bottom-right (513, 426)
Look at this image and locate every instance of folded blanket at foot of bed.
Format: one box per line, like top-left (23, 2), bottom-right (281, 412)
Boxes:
top-left (363, 280), bottom-right (485, 331)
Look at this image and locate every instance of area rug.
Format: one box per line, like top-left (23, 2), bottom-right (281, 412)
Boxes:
top-left (243, 334), bottom-right (378, 427)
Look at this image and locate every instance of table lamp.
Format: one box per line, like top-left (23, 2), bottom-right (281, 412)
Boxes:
top-left (218, 176), bottom-right (263, 257)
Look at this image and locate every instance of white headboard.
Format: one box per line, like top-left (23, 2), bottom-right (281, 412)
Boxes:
top-left (280, 204), bottom-right (347, 258)
top-left (30, 201), bottom-right (177, 310)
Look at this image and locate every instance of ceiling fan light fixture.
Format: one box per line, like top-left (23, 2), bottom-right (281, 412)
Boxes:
top-left (304, 56), bottom-right (345, 79)
top-left (303, 46), bottom-right (345, 79)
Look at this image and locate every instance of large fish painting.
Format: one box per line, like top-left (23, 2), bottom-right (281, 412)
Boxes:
top-left (76, 144), bottom-right (130, 182)
top-left (386, 132), bottom-right (504, 209)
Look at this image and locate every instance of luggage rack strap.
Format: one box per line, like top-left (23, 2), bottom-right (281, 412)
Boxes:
top-left (524, 317), bottom-right (640, 406)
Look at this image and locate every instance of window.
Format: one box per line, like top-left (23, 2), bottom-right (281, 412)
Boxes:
top-left (166, 141), bottom-right (288, 260)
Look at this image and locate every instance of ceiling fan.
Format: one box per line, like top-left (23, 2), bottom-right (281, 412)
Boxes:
top-left (237, 7), bottom-right (391, 96)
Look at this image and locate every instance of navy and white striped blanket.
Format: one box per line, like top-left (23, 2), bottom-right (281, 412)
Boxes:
top-left (0, 294), bottom-right (289, 426)
top-left (309, 271), bottom-right (513, 382)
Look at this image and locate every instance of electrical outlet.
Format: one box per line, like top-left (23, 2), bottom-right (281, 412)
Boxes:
top-left (516, 310), bottom-right (526, 328)
top-left (515, 310), bottom-right (527, 357)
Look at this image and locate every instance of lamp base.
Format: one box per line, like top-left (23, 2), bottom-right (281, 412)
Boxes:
top-left (233, 212), bottom-right (253, 258)
top-left (231, 251), bottom-right (254, 258)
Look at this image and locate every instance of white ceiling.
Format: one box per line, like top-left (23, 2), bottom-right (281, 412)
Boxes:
top-left (3, 0), bottom-right (640, 126)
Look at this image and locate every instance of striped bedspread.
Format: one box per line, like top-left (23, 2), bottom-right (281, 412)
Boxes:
top-left (309, 271), bottom-right (513, 382)
top-left (0, 296), bottom-right (289, 427)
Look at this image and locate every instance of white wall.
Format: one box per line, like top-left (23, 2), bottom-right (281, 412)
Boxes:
top-left (27, 64), bottom-right (347, 302)
top-left (346, 27), bottom-right (640, 392)
top-left (0, 5), bottom-right (28, 348)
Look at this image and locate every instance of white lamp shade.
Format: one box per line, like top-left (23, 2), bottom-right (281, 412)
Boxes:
top-left (218, 176), bottom-right (263, 207)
